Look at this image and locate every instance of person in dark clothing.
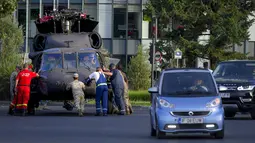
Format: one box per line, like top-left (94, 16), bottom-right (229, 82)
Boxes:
top-left (117, 64), bottom-right (133, 115)
top-left (103, 63), bottom-right (125, 115)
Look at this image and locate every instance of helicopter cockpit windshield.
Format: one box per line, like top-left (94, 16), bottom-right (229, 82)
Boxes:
top-left (40, 51), bottom-right (101, 71)
top-left (40, 53), bottom-right (62, 71)
top-left (78, 52), bottom-right (100, 70)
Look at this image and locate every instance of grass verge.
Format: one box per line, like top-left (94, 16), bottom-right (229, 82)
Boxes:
top-left (87, 100), bottom-right (151, 107)
top-left (129, 90), bottom-right (150, 101)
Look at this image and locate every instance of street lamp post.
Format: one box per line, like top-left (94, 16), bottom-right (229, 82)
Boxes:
top-left (25, 0), bottom-right (29, 54)
top-left (151, 15), bottom-right (158, 86)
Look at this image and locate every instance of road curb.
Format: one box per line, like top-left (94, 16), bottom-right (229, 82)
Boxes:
top-left (0, 101), bottom-right (149, 109)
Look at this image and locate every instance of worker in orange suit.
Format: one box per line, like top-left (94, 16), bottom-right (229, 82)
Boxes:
top-left (8, 63), bottom-right (39, 116)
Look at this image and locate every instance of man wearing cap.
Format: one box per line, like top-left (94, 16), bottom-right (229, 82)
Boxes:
top-left (103, 63), bottom-right (125, 115)
top-left (9, 65), bottom-right (21, 101)
top-left (85, 67), bottom-right (108, 116)
top-left (8, 63), bottom-right (39, 116)
top-left (66, 73), bottom-right (86, 116)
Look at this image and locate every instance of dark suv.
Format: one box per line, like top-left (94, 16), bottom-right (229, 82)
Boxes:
top-left (213, 60), bottom-right (255, 119)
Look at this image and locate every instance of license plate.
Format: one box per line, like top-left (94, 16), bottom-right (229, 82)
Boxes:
top-left (179, 118), bottom-right (204, 124)
top-left (219, 93), bottom-right (230, 98)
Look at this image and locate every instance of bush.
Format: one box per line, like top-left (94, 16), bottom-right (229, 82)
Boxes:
top-left (0, 16), bottom-right (24, 100)
top-left (127, 45), bottom-right (151, 90)
top-left (129, 90), bottom-right (150, 101)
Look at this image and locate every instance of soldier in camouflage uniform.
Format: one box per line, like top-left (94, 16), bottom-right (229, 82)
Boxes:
top-left (117, 64), bottom-right (133, 115)
top-left (9, 65), bottom-right (21, 101)
top-left (66, 73), bottom-right (86, 116)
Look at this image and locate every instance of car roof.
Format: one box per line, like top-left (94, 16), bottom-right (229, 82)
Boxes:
top-left (43, 47), bottom-right (98, 53)
top-left (163, 68), bottom-right (211, 73)
top-left (219, 60), bottom-right (255, 64)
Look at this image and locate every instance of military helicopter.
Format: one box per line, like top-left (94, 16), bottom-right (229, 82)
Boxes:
top-left (27, 9), bottom-right (118, 114)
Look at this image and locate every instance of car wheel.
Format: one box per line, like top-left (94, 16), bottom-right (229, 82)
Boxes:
top-left (212, 129), bottom-right (224, 139)
top-left (224, 111), bottom-right (236, 118)
top-left (150, 115), bottom-right (156, 136)
top-left (151, 126), bottom-right (156, 136)
top-left (155, 119), bottom-right (166, 139)
top-left (249, 108), bottom-right (255, 120)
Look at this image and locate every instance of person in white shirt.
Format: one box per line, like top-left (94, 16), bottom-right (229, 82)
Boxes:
top-left (85, 67), bottom-right (108, 116)
top-left (203, 62), bottom-right (213, 73)
top-left (66, 73), bottom-right (86, 116)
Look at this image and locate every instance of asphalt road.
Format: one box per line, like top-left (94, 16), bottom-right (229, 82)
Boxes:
top-left (0, 104), bottom-right (255, 143)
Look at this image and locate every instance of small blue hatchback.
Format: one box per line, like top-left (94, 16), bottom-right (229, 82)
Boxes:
top-left (149, 68), bottom-right (224, 139)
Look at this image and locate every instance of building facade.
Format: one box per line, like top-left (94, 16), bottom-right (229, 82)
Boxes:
top-left (15, 0), bottom-right (154, 68)
top-left (15, 0), bottom-right (255, 68)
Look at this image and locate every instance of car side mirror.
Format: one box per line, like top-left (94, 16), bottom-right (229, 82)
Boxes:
top-left (148, 87), bottom-right (158, 93)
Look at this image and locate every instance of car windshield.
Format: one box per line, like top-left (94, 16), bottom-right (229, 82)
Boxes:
top-left (78, 52), bottom-right (100, 70)
top-left (213, 62), bottom-right (255, 82)
top-left (40, 53), bottom-right (62, 71)
top-left (64, 52), bottom-right (76, 69)
top-left (161, 72), bottom-right (217, 96)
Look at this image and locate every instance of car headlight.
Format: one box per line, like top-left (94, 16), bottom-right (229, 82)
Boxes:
top-left (237, 86), bottom-right (254, 91)
top-left (158, 99), bottom-right (174, 108)
top-left (206, 98), bottom-right (221, 108)
top-left (218, 86), bottom-right (228, 91)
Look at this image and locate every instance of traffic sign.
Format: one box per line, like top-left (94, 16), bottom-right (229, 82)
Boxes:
top-left (174, 48), bottom-right (182, 59)
top-left (155, 51), bottom-right (162, 61)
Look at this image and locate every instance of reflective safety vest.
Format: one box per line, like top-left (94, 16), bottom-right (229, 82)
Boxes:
top-left (96, 72), bottom-right (107, 87)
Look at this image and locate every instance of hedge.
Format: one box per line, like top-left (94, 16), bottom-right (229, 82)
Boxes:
top-left (128, 90), bottom-right (150, 101)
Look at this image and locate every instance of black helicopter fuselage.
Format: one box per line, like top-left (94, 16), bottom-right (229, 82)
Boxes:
top-left (29, 47), bottom-right (106, 103)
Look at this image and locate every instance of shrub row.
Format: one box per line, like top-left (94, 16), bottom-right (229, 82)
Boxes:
top-left (128, 90), bottom-right (150, 101)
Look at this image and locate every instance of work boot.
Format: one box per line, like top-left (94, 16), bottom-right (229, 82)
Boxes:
top-left (7, 107), bottom-right (14, 115)
top-left (118, 111), bottom-right (125, 115)
top-left (78, 109), bottom-right (83, 117)
top-left (21, 110), bottom-right (26, 116)
top-left (129, 106), bottom-right (133, 114)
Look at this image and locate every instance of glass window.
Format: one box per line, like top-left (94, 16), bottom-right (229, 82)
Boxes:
top-left (161, 72), bottom-right (217, 96)
top-left (58, 0), bottom-right (68, 11)
top-left (84, 4), bottom-right (97, 20)
top-left (40, 53), bottom-right (63, 71)
top-left (70, 0), bottom-right (82, 11)
top-left (99, 0), bottom-right (112, 3)
top-left (113, 5), bottom-right (127, 38)
top-left (114, 0), bottom-right (126, 4)
top-left (128, 5), bottom-right (141, 39)
top-left (85, 0), bottom-right (97, 3)
top-left (64, 52), bottom-right (77, 69)
top-left (213, 62), bottom-right (255, 81)
top-left (78, 52), bottom-right (100, 70)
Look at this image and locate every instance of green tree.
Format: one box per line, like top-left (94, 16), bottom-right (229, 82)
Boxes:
top-left (0, 16), bottom-right (24, 100)
top-left (0, 0), bottom-right (18, 19)
top-left (127, 45), bottom-right (151, 90)
top-left (145, 0), bottom-right (255, 68)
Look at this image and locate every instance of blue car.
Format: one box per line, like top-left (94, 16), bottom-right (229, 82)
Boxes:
top-left (149, 68), bottom-right (224, 139)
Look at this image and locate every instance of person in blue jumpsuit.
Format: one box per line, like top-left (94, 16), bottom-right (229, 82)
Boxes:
top-left (85, 67), bottom-right (108, 116)
top-left (103, 63), bottom-right (125, 115)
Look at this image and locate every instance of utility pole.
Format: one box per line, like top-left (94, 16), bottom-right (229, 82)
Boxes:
top-left (39, 0), bottom-right (42, 18)
top-left (53, 0), bottom-right (56, 11)
top-left (56, 0), bottom-right (59, 10)
top-left (25, 0), bottom-right (29, 54)
top-left (67, 0), bottom-right (70, 9)
top-left (151, 15), bottom-right (158, 86)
